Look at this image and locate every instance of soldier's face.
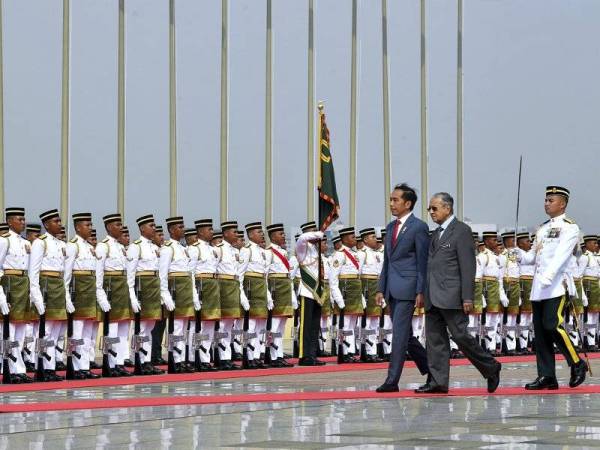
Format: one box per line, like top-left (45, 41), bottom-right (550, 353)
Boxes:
top-left (7, 215), bottom-right (25, 234)
top-left (504, 237), bottom-right (515, 248)
top-left (154, 232), bottom-right (165, 246)
top-left (364, 234), bottom-right (378, 249)
top-left (186, 235), bottom-right (198, 246)
top-left (140, 222), bottom-right (156, 240)
top-left (585, 241), bottom-right (596, 253)
top-left (169, 223), bottom-right (185, 240)
top-left (88, 236), bottom-right (97, 246)
top-left (484, 237), bottom-right (497, 251)
top-left (517, 238), bottom-right (531, 251)
top-left (76, 220), bottom-right (92, 239)
top-left (106, 221), bottom-right (123, 239)
top-left (120, 233), bottom-right (130, 246)
top-left (544, 195), bottom-right (566, 217)
top-left (44, 217), bottom-right (62, 235)
top-left (211, 237), bottom-right (223, 246)
top-left (342, 235), bottom-right (357, 248)
top-left (223, 229), bottom-right (237, 244)
top-left (197, 226), bottom-right (213, 242)
top-left (26, 231), bottom-right (40, 242)
top-left (249, 228), bottom-right (265, 245)
top-left (269, 230), bottom-right (285, 247)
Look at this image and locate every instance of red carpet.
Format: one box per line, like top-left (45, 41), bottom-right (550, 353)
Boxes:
top-left (0, 353), bottom-right (597, 394)
top-left (1, 384), bottom-right (598, 414)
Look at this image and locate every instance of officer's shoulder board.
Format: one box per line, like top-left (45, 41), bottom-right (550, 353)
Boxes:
top-left (244, 243), bottom-right (251, 249)
top-left (1, 232), bottom-right (9, 238)
top-left (133, 239), bottom-right (142, 245)
top-left (39, 234), bottom-right (47, 240)
top-left (69, 237), bottom-right (78, 243)
top-left (564, 217), bottom-right (576, 225)
top-left (164, 241), bottom-right (173, 247)
top-left (192, 241), bottom-right (201, 247)
top-left (265, 245), bottom-right (272, 250)
top-left (217, 243), bottom-right (224, 247)
top-left (541, 219), bottom-right (551, 226)
top-left (101, 238), bottom-right (109, 244)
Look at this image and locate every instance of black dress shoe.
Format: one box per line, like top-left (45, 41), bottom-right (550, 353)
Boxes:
top-left (89, 361), bottom-right (102, 370)
top-left (375, 383), bottom-right (399, 393)
top-left (55, 361), bottom-right (66, 371)
top-left (116, 365), bottom-right (133, 377)
top-left (124, 359), bottom-right (134, 368)
top-left (362, 355), bottom-right (384, 363)
top-left (72, 371), bottom-right (87, 380)
top-left (279, 358), bottom-right (294, 367)
top-left (569, 360), bottom-right (588, 388)
top-left (44, 370), bottom-right (64, 382)
top-left (24, 361), bottom-right (35, 373)
top-left (487, 364), bottom-right (501, 393)
top-left (269, 359), bottom-right (285, 368)
top-left (298, 358), bottom-right (322, 366)
top-left (414, 383), bottom-right (448, 394)
top-left (16, 373), bottom-right (34, 383)
top-left (253, 360), bottom-right (267, 369)
top-left (231, 352), bottom-right (242, 361)
top-left (524, 376), bottom-right (559, 390)
top-left (83, 370), bottom-right (101, 379)
top-left (341, 355), bottom-right (358, 364)
top-left (199, 362), bottom-right (218, 371)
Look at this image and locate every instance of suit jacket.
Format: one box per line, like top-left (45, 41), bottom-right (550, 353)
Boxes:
top-left (377, 214), bottom-right (430, 301)
top-left (425, 217), bottom-right (476, 310)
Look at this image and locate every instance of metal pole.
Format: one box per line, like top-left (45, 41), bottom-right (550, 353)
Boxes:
top-left (456, 0), bottom-right (464, 220)
top-left (117, 0), bottom-right (125, 216)
top-left (169, 0), bottom-right (177, 216)
top-left (306, 0), bottom-right (315, 221)
top-left (220, 0), bottom-right (229, 222)
top-left (265, 0), bottom-right (273, 224)
top-left (381, 0), bottom-right (391, 224)
top-left (0, 0), bottom-right (4, 217)
top-left (349, 0), bottom-right (358, 227)
top-left (60, 0), bottom-right (71, 226)
top-left (420, 0), bottom-right (429, 220)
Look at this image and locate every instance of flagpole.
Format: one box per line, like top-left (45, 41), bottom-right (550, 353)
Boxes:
top-left (420, 0), bottom-right (429, 220)
top-left (265, 0), bottom-right (273, 224)
top-left (381, 0), bottom-right (391, 224)
top-left (117, 0), bottom-right (125, 216)
top-left (456, 0), bottom-right (464, 220)
top-left (349, 0), bottom-right (358, 227)
top-left (306, 0), bottom-right (315, 221)
top-left (60, 0), bottom-right (71, 228)
top-left (0, 0), bottom-right (4, 217)
top-left (220, 0), bottom-right (229, 222)
top-left (169, 0), bottom-right (177, 216)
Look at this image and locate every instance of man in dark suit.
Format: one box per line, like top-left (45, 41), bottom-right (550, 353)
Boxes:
top-left (375, 183), bottom-right (431, 393)
top-left (416, 192), bottom-right (501, 394)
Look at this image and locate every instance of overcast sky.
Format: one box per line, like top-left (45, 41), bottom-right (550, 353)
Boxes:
top-left (2, 0), bottom-right (599, 235)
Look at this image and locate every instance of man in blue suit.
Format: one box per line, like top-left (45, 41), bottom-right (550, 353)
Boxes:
top-left (375, 183), bottom-right (431, 393)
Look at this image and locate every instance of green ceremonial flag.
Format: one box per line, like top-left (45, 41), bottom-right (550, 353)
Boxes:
top-left (318, 108), bottom-right (340, 231)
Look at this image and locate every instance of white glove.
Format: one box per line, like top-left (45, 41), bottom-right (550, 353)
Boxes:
top-left (161, 291), bottom-right (176, 311)
top-left (267, 297), bottom-right (274, 311)
top-left (381, 299), bottom-right (387, 310)
top-left (482, 295), bottom-right (487, 308)
top-left (96, 289), bottom-right (111, 312)
top-left (240, 291), bottom-right (250, 311)
top-left (32, 295), bottom-right (45, 316)
top-left (0, 289), bottom-right (10, 316)
top-left (361, 295), bottom-right (367, 310)
top-left (193, 290), bottom-right (201, 311)
top-left (538, 273), bottom-right (553, 288)
top-left (518, 297), bottom-right (522, 306)
top-left (307, 231), bottom-right (325, 240)
top-left (334, 294), bottom-right (345, 309)
top-left (65, 290), bottom-right (75, 314)
top-left (129, 288), bottom-right (141, 313)
top-left (291, 290), bottom-right (299, 310)
top-left (500, 292), bottom-right (509, 308)
top-left (582, 289), bottom-right (589, 307)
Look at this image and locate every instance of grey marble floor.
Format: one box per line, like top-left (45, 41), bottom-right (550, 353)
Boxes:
top-left (0, 360), bottom-right (598, 449)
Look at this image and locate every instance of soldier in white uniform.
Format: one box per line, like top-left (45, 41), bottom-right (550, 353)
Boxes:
top-left (329, 227), bottom-right (367, 363)
top-left (477, 231), bottom-right (509, 354)
top-left (159, 216), bottom-right (198, 373)
top-left (28, 209), bottom-right (69, 381)
top-left (376, 231), bottom-right (392, 359)
top-left (266, 223), bottom-right (297, 367)
top-left (64, 213), bottom-right (103, 379)
top-left (126, 214), bottom-right (164, 375)
top-left (188, 219), bottom-right (220, 370)
top-left (96, 213), bottom-right (132, 376)
top-left (578, 235), bottom-right (599, 351)
top-left (0, 207), bottom-right (33, 382)
top-left (357, 228), bottom-right (384, 361)
top-left (23, 224), bottom-right (41, 371)
top-left (215, 221), bottom-right (249, 370)
top-left (499, 231), bottom-right (521, 355)
top-left (517, 231), bottom-right (535, 354)
top-left (517, 186), bottom-right (587, 390)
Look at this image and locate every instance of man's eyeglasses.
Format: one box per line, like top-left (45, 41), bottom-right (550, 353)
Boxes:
top-left (427, 206), bottom-right (439, 212)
